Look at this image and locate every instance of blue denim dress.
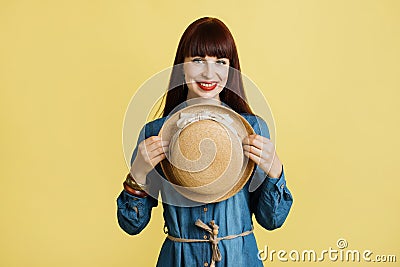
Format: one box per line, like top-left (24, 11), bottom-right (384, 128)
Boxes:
top-left (117, 114), bottom-right (293, 267)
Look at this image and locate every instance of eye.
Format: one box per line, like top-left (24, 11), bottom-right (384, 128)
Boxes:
top-left (216, 59), bottom-right (228, 65)
top-left (192, 57), bottom-right (205, 64)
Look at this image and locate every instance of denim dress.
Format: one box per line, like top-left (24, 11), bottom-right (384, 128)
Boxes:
top-left (117, 114), bottom-right (293, 267)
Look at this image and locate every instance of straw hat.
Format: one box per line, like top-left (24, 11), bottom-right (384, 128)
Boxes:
top-left (159, 99), bottom-right (255, 203)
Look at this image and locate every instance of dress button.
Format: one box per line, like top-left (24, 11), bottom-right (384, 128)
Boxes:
top-left (203, 235), bottom-right (208, 240)
top-left (204, 262), bottom-right (209, 266)
top-left (203, 207), bottom-right (208, 212)
top-left (280, 184), bottom-right (284, 189)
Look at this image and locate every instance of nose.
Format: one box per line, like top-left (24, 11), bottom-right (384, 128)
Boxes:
top-left (202, 61), bottom-right (215, 79)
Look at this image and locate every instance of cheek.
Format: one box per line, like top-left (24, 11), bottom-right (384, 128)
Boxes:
top-left (218, 73), bottom-right (229, 88)
top-left (183, 65), bottom-right (202, 81)
top-left (216, 68), bottom-right (229, 81)
top-left (186, 82), bottom-right (195, 92)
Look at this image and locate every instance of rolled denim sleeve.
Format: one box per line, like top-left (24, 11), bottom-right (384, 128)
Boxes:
top-left (252, 168), bottom-right (293, 230)
top-left (249, 115), bottom-right (293, 230)
top-left (116, 190), bottom-right (158, 235)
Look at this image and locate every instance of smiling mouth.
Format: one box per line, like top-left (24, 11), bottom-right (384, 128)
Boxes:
top-left (197, 82), bottom-right (218, 91)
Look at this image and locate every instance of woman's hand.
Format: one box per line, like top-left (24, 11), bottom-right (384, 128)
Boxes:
top-left (130, 136), bottom-right (169, 184)
top-left (242, 134), bottom-right (282, 178)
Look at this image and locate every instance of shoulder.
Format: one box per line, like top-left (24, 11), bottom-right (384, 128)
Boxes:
top-left (240, 113), bottom-right (270, 138)
top-left (139, 117), bottom-right (168, 139)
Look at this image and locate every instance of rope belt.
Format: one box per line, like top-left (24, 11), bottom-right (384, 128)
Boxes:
top-left (167, 219), bottom-right (254, 267)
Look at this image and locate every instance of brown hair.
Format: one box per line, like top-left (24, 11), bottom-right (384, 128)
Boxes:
top-left (156, 17), bottom-right (254, 118)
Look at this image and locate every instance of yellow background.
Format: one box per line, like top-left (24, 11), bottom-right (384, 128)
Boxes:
top-left (1, 0), bottom-right (399, 266)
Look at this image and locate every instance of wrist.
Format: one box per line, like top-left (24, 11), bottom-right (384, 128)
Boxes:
top-left (130, 169), bottom-right (147, 184)
top-left (267, 156), bottom-right (282, 178)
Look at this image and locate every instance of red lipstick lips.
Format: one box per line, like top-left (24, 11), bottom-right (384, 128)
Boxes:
top-left (197, 82), bottom-right (217, 91)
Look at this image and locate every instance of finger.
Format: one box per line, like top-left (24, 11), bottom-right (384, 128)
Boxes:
top-left (148, 145), bottom-right (169, 160)
top-left (242, 144), bottom-right (262, 158)
top-left (242, 136), bottom-right (251, 145)
top-left (248, 134), bottom-right (271, 143)
top-left (244, 151), bottom-right (262, 166)
top-left (243, 134), bottom-right (269, 145)
top-left (246, 138), bottom-right (266, 151)
top-left (242, 136), bottom-right (256, 145)
top-left (244, 143), bottom-right (275, 167)
top-left (144, 136), bottom-right (163, 147)
top-left (151, 152), bottom-right (167, 166)
top-left (147, 140), bottom-right (170, 153)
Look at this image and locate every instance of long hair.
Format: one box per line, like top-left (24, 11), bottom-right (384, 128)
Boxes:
top-left (156, 17), bottom-right (254, 118)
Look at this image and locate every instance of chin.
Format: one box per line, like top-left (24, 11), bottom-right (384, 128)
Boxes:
top-left (196, 93), bottom-right (219, 99)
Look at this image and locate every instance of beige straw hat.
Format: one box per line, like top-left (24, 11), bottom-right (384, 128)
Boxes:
top-left (159, 99), bottom-right (255, 203)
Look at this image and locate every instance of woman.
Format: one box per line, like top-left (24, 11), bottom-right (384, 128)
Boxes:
top-left (117, 17), bottom-right (293, 266)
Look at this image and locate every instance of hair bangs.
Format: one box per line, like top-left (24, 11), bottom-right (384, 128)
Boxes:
top-left (184, 22), bottom-right (234, 60)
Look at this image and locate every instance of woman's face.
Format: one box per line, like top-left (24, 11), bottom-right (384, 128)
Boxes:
top-left (183, 56), bottom-right (230, 100)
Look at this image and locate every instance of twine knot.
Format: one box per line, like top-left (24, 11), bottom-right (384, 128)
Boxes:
top-left (195, 219), bottom-right (222, 266)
